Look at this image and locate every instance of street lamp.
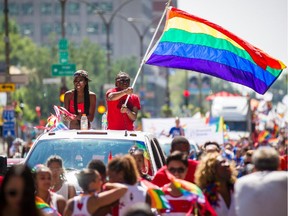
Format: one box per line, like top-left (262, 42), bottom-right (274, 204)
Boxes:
top-left (91, 0), bottom-right (139, 83)
top-left (117, 15), bottom-right (160, 115)
top-left (117, 15), bottom-right (160, 87)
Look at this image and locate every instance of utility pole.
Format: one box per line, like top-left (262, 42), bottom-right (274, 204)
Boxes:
top-left (198, 73), bottom-right (203, 115)
top-left (60, 0), bottom-right (67, 87)
top-left (4, 0), bottom-right (10, 105)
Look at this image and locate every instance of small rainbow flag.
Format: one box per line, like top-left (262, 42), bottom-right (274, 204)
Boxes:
top-left (136, 141), bottom-right (150, 160)
top-left (146, 7), bottom-right (286, 95)
top-left (141, 180), bottom-right (171, 210)
top-left (258, 130), bottom-right (271, 143)
top-left (166, 170), bottom-right (205, 204)
top-left (209, 116), bottom-right (225, 132)
top-left (35, 196), bottom-right (60, 216)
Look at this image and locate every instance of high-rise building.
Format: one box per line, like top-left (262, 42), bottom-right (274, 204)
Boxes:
top-left (2, 0), bottom-right (152, 60)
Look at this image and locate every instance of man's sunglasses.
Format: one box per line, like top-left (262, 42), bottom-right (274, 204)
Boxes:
top-left (117, 78), bottom-right (130, 84)
top-left (168, 167), bottom-right (186, 174)
top-left (6, 189), bottom-right (21, 197)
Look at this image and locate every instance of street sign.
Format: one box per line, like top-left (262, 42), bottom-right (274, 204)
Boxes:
top-left (58, 38), bottom-right (68, 50)
top-left (51, 64), bottom-right (76, 76)
top-left (3, 109), bottom-right (15, 121)
top-left (0, 83), bottom-right (16, 92)
top-left (43, 78), bottom-right (61, 84)
top-left (59, 51), bottom-right (69, 64)
top-left (3, 121), bottom-right (15, 138)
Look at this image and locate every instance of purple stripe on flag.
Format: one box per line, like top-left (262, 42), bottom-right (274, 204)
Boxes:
top-left (147, 54), bottom-right (269, 94)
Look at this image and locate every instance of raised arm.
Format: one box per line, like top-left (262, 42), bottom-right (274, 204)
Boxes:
top-left (107, 87), bottom-right (133, 101)
top-left (89, 183), bottom-right (127, 213)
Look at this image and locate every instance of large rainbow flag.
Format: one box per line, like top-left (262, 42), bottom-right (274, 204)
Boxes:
top-left (146, 7), bottom-right (286, 94)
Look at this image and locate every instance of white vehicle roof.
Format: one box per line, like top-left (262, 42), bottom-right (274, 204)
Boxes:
top-left (36, 129), bottom-right (153, 142)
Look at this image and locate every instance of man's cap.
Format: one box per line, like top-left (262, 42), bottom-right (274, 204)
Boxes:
top-left (74, 70), bottom-right (91, 81)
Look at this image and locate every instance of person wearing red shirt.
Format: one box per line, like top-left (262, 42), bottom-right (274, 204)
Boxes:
top-left (159, 151), bottom-right (216, 216)
top-left (152, 136), bottom-right (198, 187)
top-left (106, 72), bottom-right (141, 131)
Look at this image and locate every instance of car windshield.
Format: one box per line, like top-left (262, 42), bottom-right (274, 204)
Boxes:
top-left (26, 138), bottom-right (147, 169)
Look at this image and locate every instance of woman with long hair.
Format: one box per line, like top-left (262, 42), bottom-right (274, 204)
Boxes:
top-left (195, 152), bottom-right (238, 216)
top-left (107, 154), bottom-right (151, 215)
top-left (46, 155), bottom-right (76, 200)
top-left (0, 164), bottom-right (44, 216)
top-left (64, 70), bottom-right (96, 129)
top-left (64, 169), bottom-right (127, 216)
top-left (33, 164), bottom-right (66, 215)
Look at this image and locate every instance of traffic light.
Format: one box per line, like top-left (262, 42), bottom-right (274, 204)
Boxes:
top-left (183, 90), bottom-right (190, 106)
top-left (59, 85), bottom-right (68, 103)
top-left (35, 106), bottom-right (41, 117)
top-left (97, 101), bottom-right (106, 114)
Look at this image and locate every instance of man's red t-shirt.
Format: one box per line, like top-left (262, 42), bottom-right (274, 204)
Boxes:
top-left (106, 88), bottom-right (141, 130)
top-left (152, 159), bottom-right (199, 187)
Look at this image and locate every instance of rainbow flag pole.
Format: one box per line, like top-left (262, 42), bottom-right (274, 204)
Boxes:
top-left (123, 0), bottom-right (172, 106)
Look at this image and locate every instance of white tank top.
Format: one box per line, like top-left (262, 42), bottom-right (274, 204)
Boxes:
top-left (50, 192), bottom-right (59, 212)
top-left (56, 182), bottom-right (69, 200)
top-left (72, 195), bottom-right (91, 216)
top-left (112, 182), bottom-right (148, 216)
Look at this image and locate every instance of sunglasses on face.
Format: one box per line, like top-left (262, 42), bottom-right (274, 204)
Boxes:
top-left (168, 167), bottom-right (186, 174)
top-left (6, 189), bottom-right (22, 198)
top-left (73, 79), bottom-right (85, 84)
top-left (117, 79), bottom-right (130, 84)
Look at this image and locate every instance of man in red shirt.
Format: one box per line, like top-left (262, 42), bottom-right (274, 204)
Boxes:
top-left (106, 72), bottom-right (141, 130)
top-left (152, 136), bottom-right (199, 187)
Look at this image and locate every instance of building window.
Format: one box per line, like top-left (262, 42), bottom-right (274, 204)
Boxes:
top-left (87, 2), bottom-right (113, 14)
top-left (21, 2), bottom-right (33, 15)
top-left (87, 3), bottom-right (98, 14)
top-left (67, 23), bottom-right (80, 35)
top-left (67, 2), bottom-right (80, 15)
top-left (20, 23), bottom-right (34, 36)
top-left (100, 2), bottom-right (113, 12)
top-left (41, 23), bottom-right (53, 36)
top-left (86, 22), bottom-right (99, 34)
top-left (55, 4), bottom-right (61, 15)
top-left (8, 3), bottom-right (19, 16)
top-left (41, 3), bottom-right (53, 15)
top-left (54, 22), bottom-right (61, 35)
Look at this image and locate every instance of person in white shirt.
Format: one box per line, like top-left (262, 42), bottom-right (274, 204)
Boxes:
top-left (107, 154), bottom-right (151, 216)
top-left (229, 147), bottom-right (288, 216)
top-left (64, 169), bottom-right (127, 216)
top-left (46, 155), bottom-right (76, 200)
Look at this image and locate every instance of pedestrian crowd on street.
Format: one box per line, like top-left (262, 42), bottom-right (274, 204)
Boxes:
top-left (0, 69), bottom-right (287, 215)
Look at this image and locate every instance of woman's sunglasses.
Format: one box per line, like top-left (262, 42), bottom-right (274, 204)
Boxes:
top-left (168, 167), bottom-right (186, 174)
top-left (6, 189), bottom-right (21, 197)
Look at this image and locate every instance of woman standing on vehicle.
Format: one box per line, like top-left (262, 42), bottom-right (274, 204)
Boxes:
top-left (46, 155), bottom-right (76, 200)
top-left (0, 165), bottom-right (44, 216)
top-left (33, 164), bottom-right (66, 215)
top-left (64, 70), bottom-right (96, 129)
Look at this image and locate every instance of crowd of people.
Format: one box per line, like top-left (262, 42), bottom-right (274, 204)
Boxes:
top-left (0, 134), bottom-right (287, 216)
top-left (0, 69), bottom-right (287, 215)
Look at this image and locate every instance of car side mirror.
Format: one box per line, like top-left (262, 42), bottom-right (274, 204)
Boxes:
top-left (0, 155), bottom-right (7, 176)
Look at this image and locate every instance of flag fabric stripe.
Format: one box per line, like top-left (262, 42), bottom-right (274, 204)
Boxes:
top-left (146, 7), bottom-right (286, 94)
top-left (148, 54), bottom-right (268, 94)
top-left (150, 41), bottom-right (276, 86)
top-left (167, 8), bottom-right (285, 70)
top-left (165, 17), bottom-right (243, 50)
top-left (160, 29), bottom-right (280, 78)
